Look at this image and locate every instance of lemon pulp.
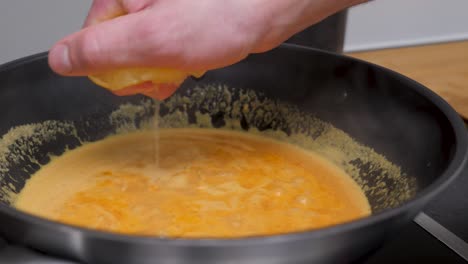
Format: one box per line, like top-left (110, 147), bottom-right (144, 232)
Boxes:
top-left (89, 68), bottom-right (205, 91)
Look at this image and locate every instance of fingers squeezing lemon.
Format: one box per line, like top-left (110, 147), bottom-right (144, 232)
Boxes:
top-left (85, 9), bottom-right (205, 100)
top-left (89, 68), bottom-right (205, 100)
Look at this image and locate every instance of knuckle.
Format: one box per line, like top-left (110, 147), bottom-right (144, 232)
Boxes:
top-left (75, 31), bottom-right (103, 69)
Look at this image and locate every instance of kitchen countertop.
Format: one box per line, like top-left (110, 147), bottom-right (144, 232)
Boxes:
top-left (348, 41), bottom-right (468, 120)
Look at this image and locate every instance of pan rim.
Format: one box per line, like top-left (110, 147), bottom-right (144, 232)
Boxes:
top-left (0, 45), bottom-right (466, 248)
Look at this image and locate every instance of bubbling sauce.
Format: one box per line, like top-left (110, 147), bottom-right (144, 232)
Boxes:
top-left (14, 129), bottom-right (370, 238)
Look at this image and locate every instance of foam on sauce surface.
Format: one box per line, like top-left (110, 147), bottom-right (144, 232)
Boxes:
top-left (14, 128), bottom-right (370, 238)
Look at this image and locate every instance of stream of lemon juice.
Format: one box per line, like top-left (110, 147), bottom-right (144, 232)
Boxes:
top-left (151, 100), bottom-right (160, 169)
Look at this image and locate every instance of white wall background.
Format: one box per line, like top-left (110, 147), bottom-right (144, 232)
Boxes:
top-left (0, 1), bottom-right (92, 64)
top-left (344, 0), bottom-right (468, 52)
top-left (1, 0), bottom-right (467, 64)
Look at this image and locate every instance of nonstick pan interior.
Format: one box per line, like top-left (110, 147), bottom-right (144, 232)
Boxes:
top-left (0, 45), bottom-right (465, 264)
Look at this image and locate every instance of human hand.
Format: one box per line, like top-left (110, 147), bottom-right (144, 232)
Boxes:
top-left (49, 0), bottom-right (365, 99)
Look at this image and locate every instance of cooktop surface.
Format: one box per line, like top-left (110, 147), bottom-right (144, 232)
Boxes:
top-left (364, 158), bottom-right (468, 264)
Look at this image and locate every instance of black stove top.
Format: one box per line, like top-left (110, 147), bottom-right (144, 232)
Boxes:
top-left (1, 137), bottom-right (467, 264)
top-left (363, 158), bottom-right (468, 264)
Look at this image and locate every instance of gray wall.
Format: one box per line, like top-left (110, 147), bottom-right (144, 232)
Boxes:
top-left (0, 1), bottom-right (91, 64)
top-left (1, 0), bottom-right (468, 64)
top-left (345, 0), bottom-right (468, 52)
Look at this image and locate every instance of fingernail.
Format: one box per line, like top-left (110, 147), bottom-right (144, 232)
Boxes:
top-left (50, 44), bottom-right (72, 74)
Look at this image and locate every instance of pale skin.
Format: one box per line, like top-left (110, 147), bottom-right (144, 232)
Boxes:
top-left (48, 0), bottom-right (367, 99)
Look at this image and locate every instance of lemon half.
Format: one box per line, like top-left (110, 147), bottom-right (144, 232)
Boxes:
top-left (89, 68), bottom-right (205, 91)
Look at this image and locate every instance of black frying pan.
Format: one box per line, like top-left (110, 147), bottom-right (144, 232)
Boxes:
top-left (0, 44), bottom-right (466, 264)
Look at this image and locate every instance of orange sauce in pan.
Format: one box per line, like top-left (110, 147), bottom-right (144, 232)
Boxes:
top-left (14, 129), bottom-right (370, 238)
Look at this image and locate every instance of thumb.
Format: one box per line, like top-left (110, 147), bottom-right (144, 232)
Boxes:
top-left (48, 13), bottom-right (163, 76)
